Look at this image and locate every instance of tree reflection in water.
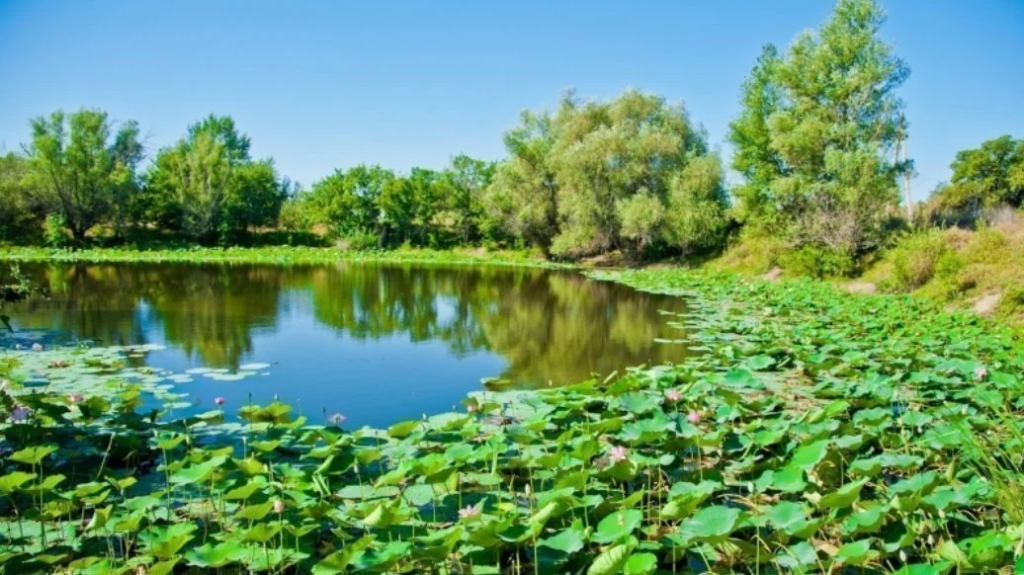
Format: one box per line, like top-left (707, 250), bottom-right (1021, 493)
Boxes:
top-left (5, 262), bottom-right (693, 388)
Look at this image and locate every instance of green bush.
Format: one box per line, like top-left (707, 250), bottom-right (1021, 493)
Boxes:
top-left (339, 230), bottom-right (380, 251)
top-left (884, 229), bottom-right (948, 292)
top-left (43, 214), bottom-right (72, 248)
top-left (777, 245), bottom-right (855, 278)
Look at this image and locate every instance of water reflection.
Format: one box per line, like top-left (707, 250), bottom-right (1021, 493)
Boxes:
top-left (4, 262), bottom-right (692, 421)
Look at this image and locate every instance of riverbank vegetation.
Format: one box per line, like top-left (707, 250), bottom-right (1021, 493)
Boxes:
top-left (2, 268), bottom-right (1023, 572)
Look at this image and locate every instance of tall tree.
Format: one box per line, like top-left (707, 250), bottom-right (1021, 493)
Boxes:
top-left (27, 109), bottom-right (143, 241)
top-left (187, 114), bottom-right (251, 165)
top-left (442, 155), bottom-right (496, 244)
top-left (728, 0), bottom-right (911, 253)
top-left (164, 131), bottom-right (231, 241)
top-left (483, 111), bottom-right (559, 250)
top-left (144, 115), bottom-right (284, 241)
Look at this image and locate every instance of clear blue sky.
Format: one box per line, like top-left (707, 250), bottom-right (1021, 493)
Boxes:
top-left (2, 0), bottom-right (1022, 200)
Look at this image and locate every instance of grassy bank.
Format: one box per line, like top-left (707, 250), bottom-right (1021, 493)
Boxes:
top-left (0, 246), bottom-right (571, 270)
top-left (2, 263), bottom-right (1023, 572)
top-left (706, 215), bottom-right (1024, 333)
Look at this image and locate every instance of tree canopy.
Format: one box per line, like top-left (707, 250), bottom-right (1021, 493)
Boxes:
top-left (26, 109), bottom-right (143, 241)
top-left (728, 0), bottom-right (911, 254)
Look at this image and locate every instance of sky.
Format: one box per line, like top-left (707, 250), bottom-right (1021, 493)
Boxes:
top-left (2, 0), bottom-right (1022, 201)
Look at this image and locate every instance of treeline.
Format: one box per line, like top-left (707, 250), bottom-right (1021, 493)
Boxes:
top-left (0, 113), bottom-right (292, 246)
top-left (1, 0), bottom-right (1020, 267)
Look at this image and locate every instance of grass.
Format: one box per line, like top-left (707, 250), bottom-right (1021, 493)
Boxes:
top-left (2, 264), bottom-right (1023, 572)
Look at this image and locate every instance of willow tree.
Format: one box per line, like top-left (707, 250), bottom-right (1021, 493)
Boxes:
top-left (486, 91), bottom-right (727, 258)
top-left (728, 0), bottom-right (911, 254)
top-left (27, 109), bottom-right (143, 241)
top-left (483, 111), bottom-right (559, 250)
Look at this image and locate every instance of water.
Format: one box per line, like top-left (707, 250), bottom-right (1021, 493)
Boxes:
top-left (2, 261), bottom-right (692, 427)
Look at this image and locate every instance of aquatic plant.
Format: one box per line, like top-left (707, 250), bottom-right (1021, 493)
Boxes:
top-left (0, 268), bottom-right (1022, 572)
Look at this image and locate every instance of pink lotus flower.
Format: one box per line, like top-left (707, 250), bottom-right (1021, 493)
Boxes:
top-left (687, 411), bottom-right (702, 424)
top-left (973, 366), bottom-right (988, 381)
top-left (665, 389), bottom-right (682, 402)
top-left (467, 403), bottom-right (478, 413)
top-left (68, 394), bottom-right (84, 404)
top-left (458, 505), bottom-right (481, 520)
top-left (273, 499), bottom-right (285, 514)
top-left (215, 397), bottom-right (226, 406)
top-left (609, 445), bottom-right (629, 464)
top-left (10, 405), bottom-right (30, 422)
top-left (328, 413), bottom-right (346, 427)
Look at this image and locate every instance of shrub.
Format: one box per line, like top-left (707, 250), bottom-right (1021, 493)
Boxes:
top-left (777, 245), bottom-right (856, 278)
top-left (884, 229), bottom-right (948, 292)
top-left (338, 230), bottom-right (380, 251)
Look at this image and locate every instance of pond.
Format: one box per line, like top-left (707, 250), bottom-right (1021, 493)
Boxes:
top-left (1, 261), bottom-right (693, 427)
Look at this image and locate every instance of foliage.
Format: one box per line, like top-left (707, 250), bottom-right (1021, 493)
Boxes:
top-left (728, 0), bottom-right (911, 256)
top-left (143, 115), bottom-right (286, 243)
top-left (882, 229), bottom-right (950, 292)
top-left (306, 158), bottom-right (498, 250)
top-left (25, 109), bottom-right (143, 242)
top-left (486, 90), bottom-right (728, 259)
top-left (776, 245), bottom-right (857, 279)
top-left (929, 135), bottom-right (1024, 222)
top-left (0, 153), bottom-right (45, 243)
top-left (0, 245), bottom-right (565, 269)
top-left (1, 267), bottom-right (1023, 572)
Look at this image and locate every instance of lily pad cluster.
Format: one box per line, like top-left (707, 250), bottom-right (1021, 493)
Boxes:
top-left (1, 268), bottom-right (1022, 573)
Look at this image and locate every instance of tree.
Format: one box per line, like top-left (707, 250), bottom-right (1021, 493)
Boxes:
top-left (728, 45), bottom-right (786, 226)
top-left (307, 165), bottom-right (394, 242)
top-left (144, 115), bottom-right (285, 241)
top-left (162, 131), bottom-right (231, 241)
top-left (548, 90), bottom-right (715, 258)
top-left (187, 114), bottom-right (251, 165)
top-left (933, 136), bottom-right (1024, 213)
top-left (0, 153), bottom-right (46, 241)
top-left (441, 155), bottom-right (496, 245)
top-left (728, 0), bottom-right (911, 254)
top-left (483, 111), bottom-right (560, 250)
top-left (221, 160), bottom-right (287, 239)
top-left (27, 109), bottom-right (143, 241)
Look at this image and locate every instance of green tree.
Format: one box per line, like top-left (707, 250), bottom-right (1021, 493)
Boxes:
top-left (440, 155), bottom-right (496, 245)
top-left (221, 160), bottom-right (287, 239)
top-left (144, 115), bottom-right (285, 241)
top-left (548, 90), bottom-right (715, 258)
top-left (0, 153), bottom-right (46, 242)
top-left (307, 165), bottom-right (394, 243)
top-left (483, 111), bottom-right (560, 250)
top-left (161, 131), bottom-right (231, 241)
top-left (27, 109), bottom-right (143, 241)
top-left (934, 135), bottom-right (1024, 212)
top-left (728, 0), bottom-right (911, 254)
top-left (187, 114), bottom-right (251, 165)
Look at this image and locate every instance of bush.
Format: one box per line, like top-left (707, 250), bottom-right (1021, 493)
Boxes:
top-left (777, 245), bottom-right (856, 278)
top-left (338, 231), bottom-right (380, 251)
top-left (43, 214), bottom-right (72, 248)
top-left (884, 229), bottom-right (948, 292)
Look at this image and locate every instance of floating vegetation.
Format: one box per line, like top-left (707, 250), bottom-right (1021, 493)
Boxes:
top-left (1, 268), bottom-right (1023, 572)
top-left (0, 246), bottom-right (570, 270)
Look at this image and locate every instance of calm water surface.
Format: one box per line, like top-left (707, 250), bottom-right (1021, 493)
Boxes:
top-left (3, 262), bottom-right (692, 427)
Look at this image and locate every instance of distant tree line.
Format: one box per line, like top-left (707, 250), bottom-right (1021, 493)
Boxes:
top-left (1, 0), bottom-right (1019, 266)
